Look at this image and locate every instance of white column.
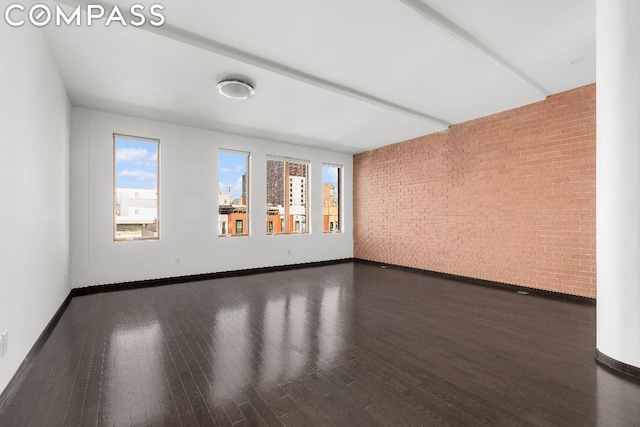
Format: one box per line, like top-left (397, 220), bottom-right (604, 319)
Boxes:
top-left (596, 0), bottom-right (640, 372)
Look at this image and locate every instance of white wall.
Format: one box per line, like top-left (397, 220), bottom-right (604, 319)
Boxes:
top-left (0, 25), bottom-right (71, 394)
top-left (71, 108), bottom-right (354, 287)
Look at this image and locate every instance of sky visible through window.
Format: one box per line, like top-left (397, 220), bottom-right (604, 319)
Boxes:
top-left (323, 165), bottom-right (339, 189)
top-left (114, 137), bottom-right (158, 189)
top-left (219, 151), bottom-right (247, 200)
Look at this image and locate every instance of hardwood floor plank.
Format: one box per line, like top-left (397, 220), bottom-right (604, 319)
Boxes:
top-left (2, 263), bottom-right (640, 426)
top-left (238, 401), bottom-right (269, 427)
top-left (159, 313), bottom-right (218, 426)
top-left (242, 385), bottom-right (283, 427)
top-left (44, 331), bottom-right (89, 426)
top-left (173, 306), bottom-right (249, 425)
top-left (75, 331), bottom-right (107, 425)
top-left (276, 395), bottom-right (317, 427)
top-left (251, 386), bottom-right (289, 419)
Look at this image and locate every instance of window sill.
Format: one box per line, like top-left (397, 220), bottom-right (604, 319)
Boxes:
top-left (267, 232), bottom-right (310, 236)
top-left (114, 237), bottom-right (159, 242)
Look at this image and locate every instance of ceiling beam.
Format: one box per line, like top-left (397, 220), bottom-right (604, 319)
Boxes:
top-left (398, 0), bottom-right (550, 97)
top-left (52, 0), bottom-right (451, 129)
top-left (141, 23), bottom-right (452, 128)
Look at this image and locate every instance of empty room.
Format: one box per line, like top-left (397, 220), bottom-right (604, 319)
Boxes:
top-left (2, 0), bottom-right (640, 425)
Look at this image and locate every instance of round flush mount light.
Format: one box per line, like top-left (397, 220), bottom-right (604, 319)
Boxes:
top-left (216, 79), bottom-right (256, 100)
top-left (569, 56), bottom-right (585, 65)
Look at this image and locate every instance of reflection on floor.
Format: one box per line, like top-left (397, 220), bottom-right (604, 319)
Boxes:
top-left (1, 262), bottom-right (639, 425)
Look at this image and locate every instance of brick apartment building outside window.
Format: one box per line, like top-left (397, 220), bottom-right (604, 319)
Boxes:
top-left (219, 149), bottom-right (249, 237)
top-left (267, 156), bottom-right (309, 234)
top-left (322, 164), bottom-right (341, 233)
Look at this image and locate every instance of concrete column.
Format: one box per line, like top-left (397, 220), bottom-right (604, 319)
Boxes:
top-left (596, 0), bottom-right (640, 376)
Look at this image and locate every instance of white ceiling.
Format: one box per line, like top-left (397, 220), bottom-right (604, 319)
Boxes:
top-left (41, 0), bottom-right (595, 153)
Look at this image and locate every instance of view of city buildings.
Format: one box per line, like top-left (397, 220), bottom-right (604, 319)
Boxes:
top-left (323, 182), bottom-right (339, 232)
top-left (115, 149), bottom-right (339, 239)
top-left (113, 135), bottom-right (159, 240)
top-left (218, 151), bottom-right (249, 235)
top-left (322, 164), bottom-right (340, 232)
top-left (218, 160), bottom-right (341, 236)
top-left (219, 185), bottom-right (247, 235)
top-left (266, 159), bottom-right (285, 207)
top-left (115, 188), bottom-right (158, 239)
top-left (266, 159), bottom-right (308, 234)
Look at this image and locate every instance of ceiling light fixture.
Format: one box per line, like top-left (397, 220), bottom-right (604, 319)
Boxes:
top-left (569, 57), bottom-right (585, 65)
top-left (216, 79), bottom-right (256, 100)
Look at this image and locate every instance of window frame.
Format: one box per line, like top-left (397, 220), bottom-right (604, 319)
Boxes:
top-left (113, 133), bottom-right (160, 242)
top-left (218, 149), bottom-right (250, 237)
top-left (266, 156), bottom-right (310, 235)
top-left (322, 163), bottom-right (342, 234)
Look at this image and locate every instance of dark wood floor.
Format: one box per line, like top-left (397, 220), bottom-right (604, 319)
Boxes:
top-left (1, 263), bottom-right (639, 426)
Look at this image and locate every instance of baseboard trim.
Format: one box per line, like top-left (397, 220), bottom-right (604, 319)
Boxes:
top-left (0, 292), bottom-right (72, 413)
top-left (71, 258), bottom-right (355, 297)
top-left (596, 349), bottom-right (640, 381)
top-left (353, 258), bottom-right (596, 305)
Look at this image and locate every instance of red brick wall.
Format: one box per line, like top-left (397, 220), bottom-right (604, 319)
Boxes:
top-left (353, 84), bottom-right (596, 297)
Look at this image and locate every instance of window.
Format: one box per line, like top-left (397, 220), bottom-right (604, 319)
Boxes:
top-left (114, 134), bottom-right (159, 241)
top-left (267, 156), bottom-right (309, 234)
top-left (322, 164), bottom-right (341, 233)
top-left (219, 150), bottom-right (249, 236)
